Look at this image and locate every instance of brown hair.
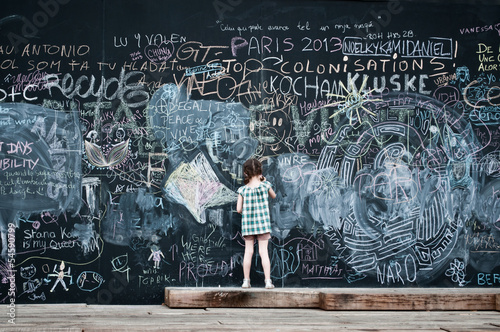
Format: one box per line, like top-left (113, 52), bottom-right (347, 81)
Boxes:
top-left (243, 158), bottom-right (263, 184)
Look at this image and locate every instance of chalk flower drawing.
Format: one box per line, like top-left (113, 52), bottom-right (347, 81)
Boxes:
top-left (445, 259), bottom-right (468, 287)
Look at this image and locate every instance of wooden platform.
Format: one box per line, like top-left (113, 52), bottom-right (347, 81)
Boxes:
top-left (165, 287), bottom-right (500, 311)
top-left (3, 304), bottom-right (500, 331)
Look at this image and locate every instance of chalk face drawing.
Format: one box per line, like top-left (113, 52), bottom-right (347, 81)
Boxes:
top-left (1, 0), bottom-right (500, 304)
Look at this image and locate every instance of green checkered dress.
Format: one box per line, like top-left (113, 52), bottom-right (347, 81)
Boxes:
top-left (237, 181), bottom-right (272, 236)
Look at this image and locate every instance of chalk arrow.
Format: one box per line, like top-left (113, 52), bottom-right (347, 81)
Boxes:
top-left (263, 55), bottom-right (284, 65)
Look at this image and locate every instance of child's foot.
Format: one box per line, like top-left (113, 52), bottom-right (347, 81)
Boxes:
top-left (265, 279), bottom-right (274, 289)
top-left (241, 279), bottom-right (251, 288)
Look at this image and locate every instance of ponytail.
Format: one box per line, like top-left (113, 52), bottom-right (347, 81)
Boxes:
top-left (243, 158), bottom-right (263, 184)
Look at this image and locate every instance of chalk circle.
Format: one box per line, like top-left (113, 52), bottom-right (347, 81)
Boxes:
top-left (77, 271), bottom-right (105, 292)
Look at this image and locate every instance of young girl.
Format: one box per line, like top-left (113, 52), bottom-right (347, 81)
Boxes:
top-left (236, 158), bottom-right (276, 289)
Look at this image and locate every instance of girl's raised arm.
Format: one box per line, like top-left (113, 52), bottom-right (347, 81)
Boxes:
top-left (268, 187), bottom-right (276, 199)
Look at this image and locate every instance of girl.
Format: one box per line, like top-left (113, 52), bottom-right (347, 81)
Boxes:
top-left (236, 158), bottom-right (276, 289)
top-left (148, 245), bottom-right (165, 269)
top-left (49, 261), bottom-right (70, 292)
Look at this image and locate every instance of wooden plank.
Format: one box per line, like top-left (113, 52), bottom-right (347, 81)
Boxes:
top-left (319, 289), bottom-right (498, 311)
top-left (165, 287), bottom-right (320, 308)
top-left (165, 287), bottom-right (500, 311)
top-left (4, 304), bottom-right (500, 332)
top-left (441, 328), bottom-right (500, 332)
top-left (497, 294), bottom-right (500, 311)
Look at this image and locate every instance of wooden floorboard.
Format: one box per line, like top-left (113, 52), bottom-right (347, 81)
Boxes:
top-left (2, 304), bottom-right (500, 331)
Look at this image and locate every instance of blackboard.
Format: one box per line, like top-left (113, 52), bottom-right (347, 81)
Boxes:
top-left (1, 0), bottom-right (500, 305)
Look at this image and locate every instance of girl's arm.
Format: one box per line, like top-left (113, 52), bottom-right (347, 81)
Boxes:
top-left (268, 187), bottom-right (276, 199)
top-left (262, 177), bottom-right (277, 199)
top-left (236, 194), bottom-right (243, 214)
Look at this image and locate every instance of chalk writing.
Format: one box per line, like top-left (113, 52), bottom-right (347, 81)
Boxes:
top-left (1, 0), bottom-right (500, 305)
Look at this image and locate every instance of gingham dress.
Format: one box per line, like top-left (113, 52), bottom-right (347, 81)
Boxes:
top-left (237, 181), bottom-right (272, 236)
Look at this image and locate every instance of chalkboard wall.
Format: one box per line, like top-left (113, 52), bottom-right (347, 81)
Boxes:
top-left (1, 0), bottom-right (500, 304)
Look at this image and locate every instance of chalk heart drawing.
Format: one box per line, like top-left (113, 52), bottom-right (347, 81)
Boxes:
top-left (144, 41), bottom-right (174, 63)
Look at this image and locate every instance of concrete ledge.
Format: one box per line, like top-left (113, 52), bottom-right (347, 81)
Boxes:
top-left (165, 287), bottom-right (500, 311)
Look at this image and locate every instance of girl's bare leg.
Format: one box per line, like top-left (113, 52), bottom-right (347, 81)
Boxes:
top-left (243, 237), bottom-right (255, 280)
top-left (258, 238), bottom-right (271, 280)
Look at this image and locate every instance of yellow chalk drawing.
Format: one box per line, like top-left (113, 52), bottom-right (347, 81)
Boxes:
top-left (163, 153), bottom-right (237, 223)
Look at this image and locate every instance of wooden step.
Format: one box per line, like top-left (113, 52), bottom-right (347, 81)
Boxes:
top-left (165, 287), bottom-right (320, 308)
top-left (164, 287), bottom-right (500, 311)
top-left (319, 288), bottom-right (498, 311)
